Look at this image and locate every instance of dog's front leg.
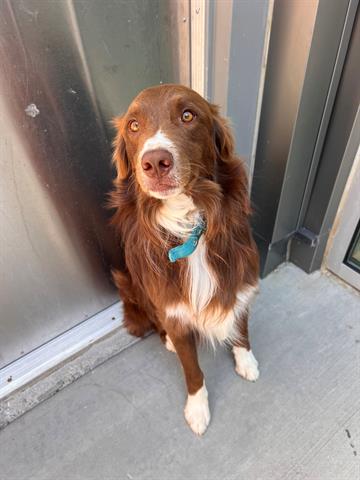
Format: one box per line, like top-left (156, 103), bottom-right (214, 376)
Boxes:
top-left (232, 310), bottom-right (259, 382)
top-left (165, 322), bottom-right (210, 435)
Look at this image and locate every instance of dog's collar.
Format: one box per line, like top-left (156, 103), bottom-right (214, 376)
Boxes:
top-left (168, 221), bottom-right (205, 263)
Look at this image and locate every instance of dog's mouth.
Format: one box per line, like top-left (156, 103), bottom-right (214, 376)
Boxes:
top-left (148, 181), bottom-right (182, 199)
top-left (137, 171), bottom-right (183, 199)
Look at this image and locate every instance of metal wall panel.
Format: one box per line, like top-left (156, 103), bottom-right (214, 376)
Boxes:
top-left (290, 8), bottom-right (360, 272)
top-left (248, 0), bottom-right (360, 276)
top-left (250, 0), bottom-right (319, 274)
top-left (226, 0), bottom-right (270, 173)
top-left (206, 0), bottom-right (271, 176)
top-left (0, 0), bottom-right (189, 368)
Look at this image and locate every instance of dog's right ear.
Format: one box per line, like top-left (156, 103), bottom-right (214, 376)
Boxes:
top-left (112, 116), bottom-right (130, 180)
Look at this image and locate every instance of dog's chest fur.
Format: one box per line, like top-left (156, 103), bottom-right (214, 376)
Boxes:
top-left (156, 194), bottom-right (256, 343)
top-left (156, 194), bottom-right (216, 309)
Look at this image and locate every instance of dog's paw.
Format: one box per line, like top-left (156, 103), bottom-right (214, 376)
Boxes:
top-left (233, 347), bottom-right (259, 382)
top-left (165, 335), bottom-right (176, 353)
top-left (184, 384), bottom-right (210, 436)
top-left (123, 317), bottom-right (152, 338)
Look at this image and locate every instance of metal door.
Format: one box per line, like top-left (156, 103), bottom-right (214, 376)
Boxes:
top-left (0, 0), bottom-right (190, 370)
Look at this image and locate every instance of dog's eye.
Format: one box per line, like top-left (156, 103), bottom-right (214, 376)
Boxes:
top-left (129, 120), bottom-right (140, 132)
top-left (181, 110), bottom-right (195, 123)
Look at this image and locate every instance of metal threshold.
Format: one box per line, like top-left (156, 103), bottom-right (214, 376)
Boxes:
top-left (0, 302), bottom-right (123, 400)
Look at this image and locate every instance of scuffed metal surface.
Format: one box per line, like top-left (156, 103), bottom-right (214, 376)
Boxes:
top-left (0, 0), bottom-right (189, 368)
top-left (24, 103), bottom-right (40, 118)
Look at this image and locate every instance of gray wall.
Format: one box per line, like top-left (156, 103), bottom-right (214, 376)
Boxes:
top-left (250, 0), bottom-right (358, 275)
top-left (227, 0), bottom-right (269, 171)
top-left (207, 0), bottom-right (270, 175)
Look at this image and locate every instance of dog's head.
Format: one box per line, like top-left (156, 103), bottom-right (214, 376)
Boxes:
top-left (112, 84), bottom-right (234, 199)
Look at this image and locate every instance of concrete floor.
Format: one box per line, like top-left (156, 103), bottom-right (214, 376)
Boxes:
top-left (0, 264), bottom-right (359, 480)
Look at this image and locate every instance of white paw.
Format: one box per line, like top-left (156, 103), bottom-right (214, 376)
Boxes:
top-left (165, 335), bottom-right (176, 353)
top-left (184, 384), bottom-right (210, 436)
top-left (233, 347), bottom-right (259, 382)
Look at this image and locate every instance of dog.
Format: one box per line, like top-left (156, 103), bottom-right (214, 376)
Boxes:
top-left (109, 84), bottom-right (259, 435)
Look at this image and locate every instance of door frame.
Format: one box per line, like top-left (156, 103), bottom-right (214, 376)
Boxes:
top-left (325, 111), bottom-right (360, 290)
top-left (251, 0), bottom-right (359, 276)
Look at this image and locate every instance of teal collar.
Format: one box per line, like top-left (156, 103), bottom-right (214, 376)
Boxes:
top-left (168, 222), bottom-right (205, 263)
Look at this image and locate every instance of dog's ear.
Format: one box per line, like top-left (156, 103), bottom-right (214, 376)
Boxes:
top-left (112, 116), bottom-right (130, 180)
top-left (210, 104), bottom-right (251, 216)
top-left (211, 105), bottom-right (235, 163)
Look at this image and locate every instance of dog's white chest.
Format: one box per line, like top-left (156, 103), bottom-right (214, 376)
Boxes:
top-left (166, 237), bottom-right (257, 344)
top-left (186, 236), bottom-right (217, 314)
top-left (158, 193), bottom-right (257, 343)
top-left (156, 193), bottom-right (217, 312)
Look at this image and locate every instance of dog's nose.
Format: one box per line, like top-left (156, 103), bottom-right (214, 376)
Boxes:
top-left (141, 149), bottom-right (174, 178)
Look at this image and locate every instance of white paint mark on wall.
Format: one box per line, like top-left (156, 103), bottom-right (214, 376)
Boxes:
top-left (25, 104), bottom-right (40, 118)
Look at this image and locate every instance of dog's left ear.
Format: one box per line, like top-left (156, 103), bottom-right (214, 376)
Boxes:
top-left (210, 104), bottom-right (251, 216)
top-left (211, 105), bottom-right (235, 163)
top-left (112, 116), bottom-right (130, 180)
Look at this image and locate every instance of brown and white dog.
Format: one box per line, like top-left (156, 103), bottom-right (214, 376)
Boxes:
top-left (109, 84), bottom-right (259, 435)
